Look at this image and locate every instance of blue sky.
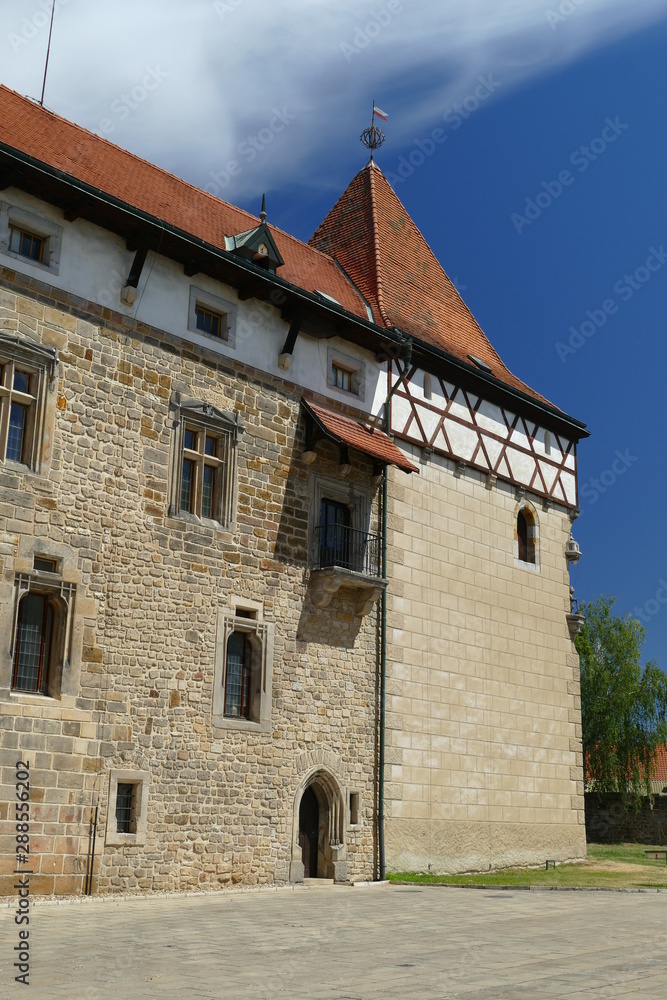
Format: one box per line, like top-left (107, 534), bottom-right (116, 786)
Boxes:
top-left (3, 0), bottom-right (667, 663)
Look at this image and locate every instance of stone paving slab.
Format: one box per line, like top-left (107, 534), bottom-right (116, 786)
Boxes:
top-left (0, 885), bottom-right (666, 998)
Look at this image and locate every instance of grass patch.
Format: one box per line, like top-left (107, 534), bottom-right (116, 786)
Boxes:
top-left (387, 843), bottom-right (667, 890)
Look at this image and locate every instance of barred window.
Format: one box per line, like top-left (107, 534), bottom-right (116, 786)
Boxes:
top-left (224, 631), bottom-right (253, 719)
top-left (106, 770), bottom-right (149, 846)
top-left (213, 607), bottom-right (274, 733)
top-left (115, 783), bottom-right (136, 834)
top-left (12, 593), bottom-right (55, 694)
top-left (10, 563), bottom-right (75, 699)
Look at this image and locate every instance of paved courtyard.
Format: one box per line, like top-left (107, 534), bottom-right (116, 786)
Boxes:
top-left (1, 884), bottom-right (666, 999)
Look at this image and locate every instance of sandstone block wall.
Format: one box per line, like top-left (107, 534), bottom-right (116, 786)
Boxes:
top-left (0, 268), bottom-right (380, 895)
top-left (384, 449), bottom-right (586, 873)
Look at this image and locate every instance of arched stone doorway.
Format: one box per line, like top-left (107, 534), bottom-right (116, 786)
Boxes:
top-left (290, 768), bottom-right (347, 883)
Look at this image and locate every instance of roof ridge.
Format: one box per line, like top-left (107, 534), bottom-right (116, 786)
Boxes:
top-left (370, 165), bottom-right (518, 376)
top-left (366, 163), bottom-right (392, 329)
top-left (0, 84), bottom-right (370, 319)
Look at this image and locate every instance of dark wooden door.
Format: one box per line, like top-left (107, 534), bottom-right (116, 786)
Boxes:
top-left (299, 787), bottom-right (319, 878)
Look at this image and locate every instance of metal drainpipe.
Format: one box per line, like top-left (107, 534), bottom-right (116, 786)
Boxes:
top-left (378, 343), bottom-right (412, 881)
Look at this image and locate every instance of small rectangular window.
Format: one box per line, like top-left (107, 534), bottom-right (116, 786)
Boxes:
top-left (33, 556), bottom-right (58, 573)
top-left (115, 782), bottom-right (136, 834)
top-left (332, 364), bottom-right (352, 392)
top-left (195, 304), bottom-right (222, 338)
top-left (349, 791), bottom-right (360, 826)
top-left (8, 225), bottom-right (44, 263)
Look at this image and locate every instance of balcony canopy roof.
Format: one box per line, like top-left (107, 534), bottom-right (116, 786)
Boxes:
top-left (302, 399), bottom-right (418, 474)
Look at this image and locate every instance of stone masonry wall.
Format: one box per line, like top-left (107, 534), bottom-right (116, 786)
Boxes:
top-left (0, 267), bottom-right (380, 895)
top-left (384, 448), bottom-right (586, 873)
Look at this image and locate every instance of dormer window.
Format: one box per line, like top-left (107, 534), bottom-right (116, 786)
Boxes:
top-left (225, 221), bottom-right (284, 273)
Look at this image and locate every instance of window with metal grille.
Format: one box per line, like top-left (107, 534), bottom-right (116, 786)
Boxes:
top-left (115, 783), bottom-right (136, 834)
top-left (224, 631), bottom-right (253, 719)
top-left (8, 225), bottom-right (44, 263)
top-left (195, 304), bottom-right (223, 339)
top-left (12, 592), bottom-right (55, 694)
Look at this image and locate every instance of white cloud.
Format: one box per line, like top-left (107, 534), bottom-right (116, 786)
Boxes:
top-left (2, 0), bottom-right (667, 203)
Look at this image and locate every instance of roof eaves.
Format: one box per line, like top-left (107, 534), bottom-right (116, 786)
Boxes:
top-left (0, 141), bottom-right (411, 355)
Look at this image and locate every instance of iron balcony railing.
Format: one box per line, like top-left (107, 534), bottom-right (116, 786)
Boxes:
top-left (312, 523), bottom-right (382, 578)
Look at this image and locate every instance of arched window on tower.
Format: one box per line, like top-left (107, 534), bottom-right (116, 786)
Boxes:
top-left (517, 508), bottom-right (536, 565)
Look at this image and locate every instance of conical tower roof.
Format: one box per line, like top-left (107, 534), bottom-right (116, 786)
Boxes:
top-left (310, 161), bottom-right (547, 404)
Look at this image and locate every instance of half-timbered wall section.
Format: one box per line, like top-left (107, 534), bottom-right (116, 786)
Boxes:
top-left (390, 364), bottom-right (577, 508)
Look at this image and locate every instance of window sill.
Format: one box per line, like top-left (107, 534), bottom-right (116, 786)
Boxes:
top-left (1, 249), bottom-right (58, 275)
top-left (105, 832), bottom-right (147, 848)
top-left (212, 716), bottom-right (270, 734)
top-left (514, 558), bottom-right (540, 574)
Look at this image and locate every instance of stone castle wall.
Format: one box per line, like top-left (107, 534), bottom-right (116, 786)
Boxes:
top-left (0, 268), bottom-right (380, 895)
top-left (384, 449), bottom-right (586, 873)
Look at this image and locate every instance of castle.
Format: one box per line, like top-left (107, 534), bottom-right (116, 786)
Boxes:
top-left (0, 86), bottom-right (587, 895)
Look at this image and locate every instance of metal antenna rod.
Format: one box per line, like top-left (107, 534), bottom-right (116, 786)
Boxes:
top-left (39, 0), bottom-right (57, 107)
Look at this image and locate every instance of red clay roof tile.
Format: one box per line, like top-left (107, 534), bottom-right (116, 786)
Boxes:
top-left (0, 85), bottom-right (551, 409)
top-left (309, 162), bottom-right (552, 406)
top-left (304, 400), bottom-right (418, 473)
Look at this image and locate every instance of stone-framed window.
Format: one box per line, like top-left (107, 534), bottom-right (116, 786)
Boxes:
top-left (326, 347), bottom-right (365, 400)
top-left (213, 601), bottom-right (274, 733)
top-left (168, 396), bottom-right (241, 527)
top-left (10, 561), bottom-right (76, 699)
top-left (0, 202), bottom-right (63, 274)
top-left (105, 769), bottom-right (150, 847)
top-left (0, 334), bottom-right (57, 472)
top-left (514, 499), bottom-right (540, 572)
top-left (187, 285), bottom-right (237, 347)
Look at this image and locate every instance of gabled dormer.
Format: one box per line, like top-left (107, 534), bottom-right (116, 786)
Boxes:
top-left (225, 195), bottom-right (284, 273)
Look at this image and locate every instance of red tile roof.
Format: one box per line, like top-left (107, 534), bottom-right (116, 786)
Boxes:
top-left (651, 746), bottom-right (667, 783)
top-left (0, 86), bottom-right (367, 319)
top-left (303, 400), bottom-right (418, 473)
top-left (0, 85), bottom-right (550, 409)
top-left (309, 162), bottom-right (551, 406)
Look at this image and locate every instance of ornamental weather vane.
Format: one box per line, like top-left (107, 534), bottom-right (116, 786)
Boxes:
top-left (361, 103), bottom-right (388, 160)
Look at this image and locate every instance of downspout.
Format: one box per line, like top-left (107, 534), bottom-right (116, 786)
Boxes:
top-left (378, 340), bottom-right (412, 880)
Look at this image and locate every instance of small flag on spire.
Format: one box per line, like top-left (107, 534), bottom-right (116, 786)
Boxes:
top-left (373, 105), bottom-right (388, 121)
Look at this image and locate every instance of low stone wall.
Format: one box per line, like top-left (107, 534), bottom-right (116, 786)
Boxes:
top-left (585, 792), bottom-right (667, 844)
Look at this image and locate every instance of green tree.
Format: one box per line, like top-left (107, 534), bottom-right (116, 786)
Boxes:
top-left (576, 595), bottom-right (667, 804)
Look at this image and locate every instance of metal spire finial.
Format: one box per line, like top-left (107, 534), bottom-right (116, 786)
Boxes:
top-left (360, 100), bottom-right (386, 161)
top-left (259, 193), bottom-right (267, 224)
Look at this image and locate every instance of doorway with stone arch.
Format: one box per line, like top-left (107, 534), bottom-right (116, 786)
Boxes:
top-left (291, 768), bottom-right (347, 882)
